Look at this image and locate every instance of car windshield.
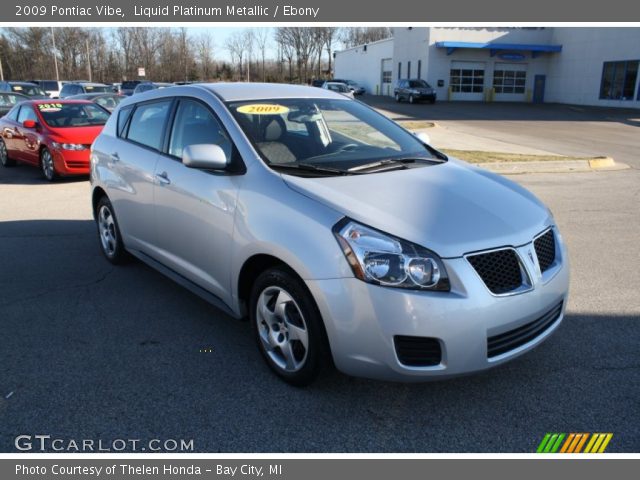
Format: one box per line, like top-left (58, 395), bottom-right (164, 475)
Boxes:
top-left (0, 94), bottom-right (26, 106)
top-left (228, 98), bottom-right (439, 173)
top-left (327, 84), bottom-right (349, 93)
top-left (37, 103), bottom-right (110, 127)
top-left (11, 84), bottom-right (46, 96)
top-left (121, 81), bottom-right (139, 89)
top-left (83, 85), bottom-right (111, 93)
top-left (42, 81), bottom-right (59, 90)
top-left (409, 80), bottom-right (430, 88)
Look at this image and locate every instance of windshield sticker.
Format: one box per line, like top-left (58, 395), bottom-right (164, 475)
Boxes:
top-left (38, 103), bottom-right (63, 112)
top-left (237, 104), bottom-right (289, 115)
top-left (12, 86), bottom-right (23, 91)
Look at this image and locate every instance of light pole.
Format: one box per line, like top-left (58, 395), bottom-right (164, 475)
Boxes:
top-left (51, 27), bottom-right (60, 82)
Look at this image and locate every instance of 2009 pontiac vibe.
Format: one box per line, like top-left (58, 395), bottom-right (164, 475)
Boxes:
top-left (90, 83), bottom-right (569, 385)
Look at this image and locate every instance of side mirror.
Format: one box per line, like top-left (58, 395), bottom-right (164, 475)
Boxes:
top-left (182, 144), bottom-right (228, 170)
top-left (413, 131), bottom-right (430, 145)
top-left (22, 119), bottom-right (37, 129)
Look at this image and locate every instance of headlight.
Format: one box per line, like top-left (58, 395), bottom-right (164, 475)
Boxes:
top-left (51, 142), bottom-right (87, 151)
top-left (333, 219), bottom-right (450, 291)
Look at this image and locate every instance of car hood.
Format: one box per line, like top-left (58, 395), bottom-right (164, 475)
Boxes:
top-left (48, 125), bottom-right (105, 145)
top-left (282, 158), bottom-right (552, 258)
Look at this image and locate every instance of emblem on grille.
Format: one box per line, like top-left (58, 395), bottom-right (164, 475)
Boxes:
top-left (527, 250), bottom-right (535, 264)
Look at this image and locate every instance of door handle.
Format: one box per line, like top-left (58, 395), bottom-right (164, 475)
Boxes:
top-left (109, 152), bottom-right (120, 162)
top-left (156, 171), bottom-right (171, 185)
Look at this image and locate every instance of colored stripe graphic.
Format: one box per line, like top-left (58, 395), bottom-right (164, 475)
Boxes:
top-left (537, 433), bottom-right (612, 453)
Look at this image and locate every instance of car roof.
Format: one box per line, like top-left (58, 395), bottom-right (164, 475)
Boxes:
top-left (200, 82), bottom-right (346, 101)
top-left (68, 93), bottom-right (116, 99)
top-left (67, 82), bottom-right (109, 87)
top-left (7, 81), bottom-right (38, 86)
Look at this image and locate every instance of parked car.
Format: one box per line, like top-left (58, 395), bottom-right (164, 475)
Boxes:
top-left (322, 81), bottom-right (355, 98)
top-left (90, 83), bottom-right (569, 385)
top-left (67, 93), bottom-right (124, 112)
top-left (133, 82), bottom-right (173, 95)
top-left (0, 81), bottom-right (50, 99)
top-left (59, 82), bottom-right (113, 98)
top-left (29, 80), bottom-right (64, 98)
top-left (332, 78), bottom-right (366, 95)
top-left (120, 81), bottom-right (141, 96)
top-left (0, 100), bottom-right (110, 180)
top-left (311, 79), bottom-right (326, 88)
top-left (0, 92), bottom-right (29, 117)
top-left (394, 79), bottom-right (437, 104)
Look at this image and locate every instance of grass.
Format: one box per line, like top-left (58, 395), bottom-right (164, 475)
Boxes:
top-left (397, 120), bottom-right (436, 130)
top-left (440, 149), bottom-right (605, 164)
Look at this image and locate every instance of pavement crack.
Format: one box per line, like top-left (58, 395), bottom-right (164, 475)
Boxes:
top-left (0, 269), bottom-right (114, 308)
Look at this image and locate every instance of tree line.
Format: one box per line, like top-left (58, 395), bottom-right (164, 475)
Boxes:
top-left (0, 27), bottom-right (392, 84)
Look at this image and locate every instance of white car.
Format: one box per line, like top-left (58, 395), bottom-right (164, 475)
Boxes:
top-left (322, 82), bottom-right (355, 99)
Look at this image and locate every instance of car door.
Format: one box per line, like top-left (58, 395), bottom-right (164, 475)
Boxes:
top-left (151, 97), bottom-right (241, 303)
top-left (15, 105), bottom-right (40, 165)
top-left (1, 106), bottom-right (21, 155)
top-left (105, 98), bottom-right (174, 253)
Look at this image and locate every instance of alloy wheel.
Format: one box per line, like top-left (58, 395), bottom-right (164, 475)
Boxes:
top-left (98, 204), bottom-right (118, 258)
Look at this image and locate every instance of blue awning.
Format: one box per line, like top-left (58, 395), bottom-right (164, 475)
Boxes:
top-left (436, 41), bottom-right (562, 58)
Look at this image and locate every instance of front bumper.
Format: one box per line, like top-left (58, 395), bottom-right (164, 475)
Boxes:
top-left (52, 148), bottom-right (90, 175)
top-left (306, 239), bottom-right (569, 381)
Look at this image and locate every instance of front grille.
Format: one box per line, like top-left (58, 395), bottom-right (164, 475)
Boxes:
top-left (467, 248), bottom-right (524, 295)
top-left (65, 160), bottom-right (88, 169)
top-left (487, 301), bottom-right (563, 358)
top-left (394, 336), bottom-right (442, 367)
top-left (534, 229), bottom-right (556, 273)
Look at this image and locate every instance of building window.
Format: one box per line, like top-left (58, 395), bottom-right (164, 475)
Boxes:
top-left (417, 60), bottom-right (422, 79)
top-left (398, 62), bottom-right (402, 80)
top-left (493, 70), bottom-right (526, 94)
top-left (599, 60), bottom-right (639, 100)
top-left (382, 70), bottom-right (392, 84)
top-left (450, 68), bottom-right (484, 93)
top-left (407, 61), bottom-right (411, 78)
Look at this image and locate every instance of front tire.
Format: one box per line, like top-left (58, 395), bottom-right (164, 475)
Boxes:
top-left (394, 92), bottom-right (401, 102)
top-left (409, 94), bottom-right (415, 104)
top-left (0, 138), bottom-right (15, 167)
top-left (96, 196), bottom-right (128, 264)
top-left (40, 148), bottom-right (57, 181)
top-left (250, 268), bottom-right (330, 386)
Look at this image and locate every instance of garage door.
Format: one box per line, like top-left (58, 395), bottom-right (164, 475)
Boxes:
top-left (450, 61), bottom-right (485, 101)
top-left (381, 58), bottom-right (393, 96)
top-left (493, 62), bottom-right (528, 102)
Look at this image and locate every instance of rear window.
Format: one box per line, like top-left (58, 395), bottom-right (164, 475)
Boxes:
top-left (42, 81), bottom-right (59, 91)
top-left (37, 103), bottom-right (110, 128)
top-left (121, 81), bottom-right (140, 89)
top-left (125, 100), bottom-right (172, 150)
top-left (117, 106), bottom-right (133, 137)
top-left (0, 94), bottom-right (26, 107)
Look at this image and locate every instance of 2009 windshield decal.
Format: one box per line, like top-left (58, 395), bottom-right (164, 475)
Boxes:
top-left (237, 104), bottom-right (290, 115)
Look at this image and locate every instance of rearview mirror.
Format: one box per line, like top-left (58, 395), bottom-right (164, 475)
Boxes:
top-left (413, 131), bottom-right (430, 145)
top-left (22, 119), bottom-right (37, 129)
top-left (182, 144), bottom-right (228, 170)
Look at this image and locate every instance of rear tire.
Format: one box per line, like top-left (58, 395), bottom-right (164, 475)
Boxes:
top-left (0, 138), bottom-right (15, 167)
top-left (409, 95), bottom-right (415, 104)
top-left (40, 148), bottom-right (57, 181)
top-left (395, 93), bottom-right (401, 102)
top-left (96, 196), bottom-right (128, 265)
top-left (250, 267), bottom-right (331, 386)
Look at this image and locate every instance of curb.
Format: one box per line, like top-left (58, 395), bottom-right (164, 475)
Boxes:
top-left (475, 157), bottom-right (628, 175)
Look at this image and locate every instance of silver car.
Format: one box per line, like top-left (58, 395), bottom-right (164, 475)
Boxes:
top-left (90, 83), bottom-right (570, 385)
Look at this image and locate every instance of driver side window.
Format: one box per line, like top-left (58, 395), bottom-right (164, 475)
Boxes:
top-left (168, 99), bottom-right (233, 161)
top-left (17, 106), bottom-right (37, 123)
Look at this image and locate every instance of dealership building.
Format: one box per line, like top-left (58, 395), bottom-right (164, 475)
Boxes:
top-left (334, 27), bottom-right (640, 108)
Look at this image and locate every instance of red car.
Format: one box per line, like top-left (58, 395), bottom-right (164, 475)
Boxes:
top-left (0, 99), bottom-right (110, 181)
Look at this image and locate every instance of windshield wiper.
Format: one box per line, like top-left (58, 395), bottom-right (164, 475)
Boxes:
top-left (347, 157), bottom-right (443, 173)
top-left (269, 163), bottom-right (353, 176)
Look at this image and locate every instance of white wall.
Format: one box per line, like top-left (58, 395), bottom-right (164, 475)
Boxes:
top-left (546, 27), bottom-right (640, 108)
top-left (334, 38), bottom-right (394, 95)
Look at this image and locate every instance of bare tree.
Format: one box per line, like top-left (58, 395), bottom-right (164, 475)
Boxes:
top-left (254, 28), bottom-right (269, 82)
top-left (197, 31), bottom-right (215, 81)
top-left (339, 27), bottom-right (392, 48)
top-left (225, 31), bottom-right (246, 80)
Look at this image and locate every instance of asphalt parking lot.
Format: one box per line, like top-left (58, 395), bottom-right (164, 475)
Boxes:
top-left (0, 102), bottom-right (638, 453)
